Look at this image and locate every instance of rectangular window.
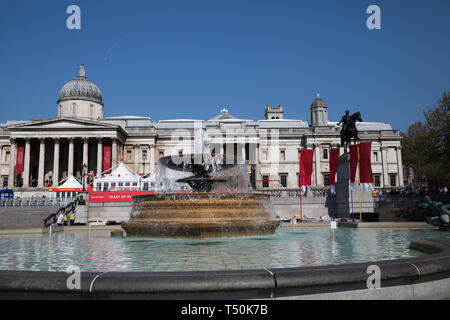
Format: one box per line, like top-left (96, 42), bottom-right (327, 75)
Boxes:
top-left (126, 150), bottom-right (132, 161)
top-left (280, 174), bottom-right (287, 188)
top-left (143, 182), bottom-right (149, 191)
top-left (280, 150), bottom-right (286, 161)
top-left (102, 183), bottom-right (108, 191)
top-left (323, 173), bottom-right (330, 186)
top-left (390, 174), bottom-right (397, 187)
top-left (262, 175), bottom-right (269, 188)
top-left (373, 152), bottom-right (379, 162)
top-left (374, 175), bottom-right (381, 187)
top-left (323, 149), bottom-right (328, 160)
top-left (3, 177), bottom-right (8, 188)
top-left (5, 151), bottom-right (10, 163)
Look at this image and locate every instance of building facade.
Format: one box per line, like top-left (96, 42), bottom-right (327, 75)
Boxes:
top-left (0, 66), bottom-right (404, 195)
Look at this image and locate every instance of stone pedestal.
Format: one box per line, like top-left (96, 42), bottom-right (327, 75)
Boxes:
top-left (334, 153), bottom-right (374, 218)
top-left (76, 205), bottom-right (88, 224)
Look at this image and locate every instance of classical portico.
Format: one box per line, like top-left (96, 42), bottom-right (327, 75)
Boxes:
top-left (7, 119), bottom-right (126, 190)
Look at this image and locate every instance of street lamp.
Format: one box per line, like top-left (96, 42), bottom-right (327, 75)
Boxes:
top-left (82, 163), bottom-right (87, 191)
top-left (142, 152), bottom-right (147, 177)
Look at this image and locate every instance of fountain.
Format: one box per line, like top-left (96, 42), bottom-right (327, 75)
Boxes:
top-left (121, 130), bottom-right (280, 238)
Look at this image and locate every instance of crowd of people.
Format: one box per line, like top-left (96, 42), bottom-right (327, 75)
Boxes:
top-left (374, 186), bottom-right (448, 196)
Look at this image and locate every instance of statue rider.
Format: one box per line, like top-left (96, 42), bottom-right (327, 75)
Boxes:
top-left (337, 110), bottom-right (351, 141)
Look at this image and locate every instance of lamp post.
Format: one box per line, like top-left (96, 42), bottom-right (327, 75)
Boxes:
top-left (82, 163), bottom-right (87, 191)
top-left (143, 152), bottom-right (147, 177)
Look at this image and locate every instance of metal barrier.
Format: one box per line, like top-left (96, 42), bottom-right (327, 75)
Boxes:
top-left (0, 198), bottom-right (71, 207)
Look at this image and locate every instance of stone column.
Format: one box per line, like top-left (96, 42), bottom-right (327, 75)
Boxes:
top-left (112, 138), bottom-right (118, 167)
top-left (68, 138), bottom-right (74, 177)
top-left (97, 138), bottom-right (103, 175)
top-left (314, 144), bottom-right (321, 186)
top-left (52, 138), bottom-right (60, 187)
top-left (23, 138), bottom-right (31, 188)
top-left (254, 144), bottom-right (260, 180)
top-left (396, 146), bottom-right (404, 187)
top-left (8, 139), bottom-right (16, 189)
top-left (380, 145), bottom-right (388, 188)
top-left (82, 138), bottom-right (89, 187)
top-left (149, 144), bottom-right (155, 176)
top-left (134, 144), bottom-right (139, 172)
top-left (37, 138), bottom-right (46, 187)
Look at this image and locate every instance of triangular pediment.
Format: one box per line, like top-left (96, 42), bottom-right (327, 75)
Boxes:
top-left (8, 117), bottom-right (119, 130)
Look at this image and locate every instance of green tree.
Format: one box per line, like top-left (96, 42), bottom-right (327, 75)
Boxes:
top-left (402, 92), bottom-right (450, 187)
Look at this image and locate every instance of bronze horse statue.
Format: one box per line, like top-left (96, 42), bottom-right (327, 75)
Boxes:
top-left (340, 111), bottom-right (362, 153)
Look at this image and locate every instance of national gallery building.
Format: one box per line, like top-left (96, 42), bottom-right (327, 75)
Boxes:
top-left (0, 66), bottom-right (404, 195)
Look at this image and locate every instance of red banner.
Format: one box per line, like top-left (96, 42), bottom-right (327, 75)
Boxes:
top-left (299, 149), bottom-right (314, 186)
top-left (349, 144), bottom-right (359, 183)
top-left (103, 146), bottom-right (111, 173)
top-left (329, 148), bottom-right (340, 186)
top-left (16, 147), bottom-right (24, 174)
top-left (359, 142), bottom-right (374, 183)
top-left (88, 191), bottom-right (155, 203)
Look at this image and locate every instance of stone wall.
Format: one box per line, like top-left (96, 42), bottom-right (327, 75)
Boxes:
top-left (0, 207), bottom-right (57, 230)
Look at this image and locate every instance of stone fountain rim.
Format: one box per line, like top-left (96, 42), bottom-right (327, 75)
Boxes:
top-left (0, 237), bottom-right (449, 299)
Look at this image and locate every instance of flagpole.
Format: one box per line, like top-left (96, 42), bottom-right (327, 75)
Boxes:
top-left (299, 151), bottom-right (303, 220)
top-left (358, 145), bottom-right (362, 221)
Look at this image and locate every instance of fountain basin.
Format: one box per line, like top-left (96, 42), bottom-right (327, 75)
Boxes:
top-left (121, 192), bottom-right (280, 238)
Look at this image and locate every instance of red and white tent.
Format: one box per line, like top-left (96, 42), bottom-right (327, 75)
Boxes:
top-left (94, 162), bottom-right (140, 191)
top-left (49, 176), bottom-right (83, 192)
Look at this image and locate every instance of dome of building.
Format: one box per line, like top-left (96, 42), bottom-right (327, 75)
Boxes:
top-left (310, 93), bottom-right (327, 108)
top-left (57, 65), bottom-right (103, 106)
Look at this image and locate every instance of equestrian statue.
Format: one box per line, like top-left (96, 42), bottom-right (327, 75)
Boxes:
top-left (337, 110), bottom-right (363, 153)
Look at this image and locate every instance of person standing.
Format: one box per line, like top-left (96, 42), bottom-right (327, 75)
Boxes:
top-left (69, 211), bottom-right (76, 226)
top-left (57, 212), bottom-right (64, 226)
top-left (63, 212), bottom-right (68, 226)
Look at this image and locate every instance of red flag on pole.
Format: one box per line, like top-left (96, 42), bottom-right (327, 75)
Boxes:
top-left (329, 148), bottom-right (339, 193)
top-left (16, 147), bottom-right (24, 174)
top-left (349, 144), bottom-right (359, 184)
top-left (103, 146), bottom-right (111, 172)
top-left (299, 149), bottom-right (314, 186)
top-left (358, 142), bottom-right (374, 189)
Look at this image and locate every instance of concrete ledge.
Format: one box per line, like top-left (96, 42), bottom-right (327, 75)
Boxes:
top-left (338, 221), bottom-right (431, 228)
top-left (0, 225), bottom-right (123, 235)
top-left (281, 222), bottom-right (330, 227)
top-left (0, 237), bottom-right (450, 299)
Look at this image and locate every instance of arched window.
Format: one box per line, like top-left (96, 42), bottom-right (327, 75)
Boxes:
top-left (72, 103), bottom-right (77, 116)
top-left (89, 104), bottom-right (94, 117)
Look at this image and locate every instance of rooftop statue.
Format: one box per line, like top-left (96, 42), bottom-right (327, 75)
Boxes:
top-left (337, 110), bottom-right (362, 153)
top-left (418, 196), bottom-right (450, 230)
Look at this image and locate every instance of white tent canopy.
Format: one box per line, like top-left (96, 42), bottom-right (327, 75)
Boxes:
top-left (96, 162), bottom-right (140, 183)
top-left (49, 175), bottom-right (82, 191)
top-left (94, 162), bottom-right (145, 191)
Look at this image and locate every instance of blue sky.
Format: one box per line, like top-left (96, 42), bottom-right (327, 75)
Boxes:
top-left (0, 0), bottom-right (449, 131)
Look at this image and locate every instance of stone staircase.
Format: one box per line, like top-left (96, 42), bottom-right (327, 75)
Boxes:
top-left (0, 207), bottom-right (59, 230)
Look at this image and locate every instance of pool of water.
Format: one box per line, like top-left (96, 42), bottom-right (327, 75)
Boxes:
top-left (0, 227), bottom-right (448, 272)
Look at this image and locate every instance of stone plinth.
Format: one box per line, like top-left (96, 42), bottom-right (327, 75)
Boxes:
top-left (334, 153), bottom-right (374, 218)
